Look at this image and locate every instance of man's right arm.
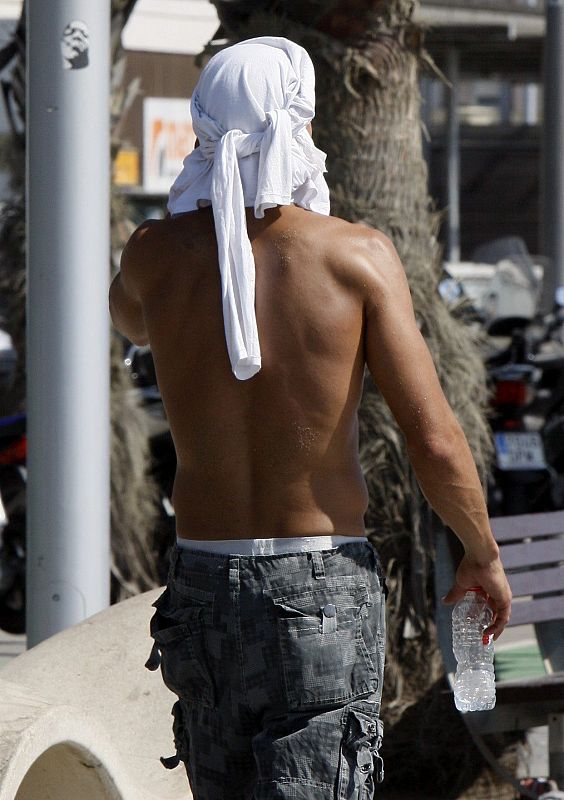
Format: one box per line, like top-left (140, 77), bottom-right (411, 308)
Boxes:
top-left (357, 229), bottom-right (511, 639)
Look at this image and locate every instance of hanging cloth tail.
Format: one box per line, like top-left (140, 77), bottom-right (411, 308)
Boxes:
top-left (255, 109), bottom-right (293, 217)
top-left (210, 130), bottom-right (262, 380)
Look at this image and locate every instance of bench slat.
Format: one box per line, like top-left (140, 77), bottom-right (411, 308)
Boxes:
top-left (496, 680), bottom-right (564, 705)
top-left (508, 595), bottom-right (564, 626)
top-left (496, 671), bottom-right (564, 690)
top-left (491, 510), bottom-right (564, 542)
top-left (508, 565), bottom-right (564, 596)
top-left (499, 538), bottom-right (564, 569)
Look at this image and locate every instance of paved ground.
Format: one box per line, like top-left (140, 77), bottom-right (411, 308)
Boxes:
top-left (0, 629), bottom-right (26, 669)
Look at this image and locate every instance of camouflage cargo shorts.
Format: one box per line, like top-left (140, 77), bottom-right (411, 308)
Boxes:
top-left (145, 539), bottom-right (387, 799)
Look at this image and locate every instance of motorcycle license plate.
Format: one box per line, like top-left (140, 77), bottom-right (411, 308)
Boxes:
top-left (494, 432), bottom-right (547, 471)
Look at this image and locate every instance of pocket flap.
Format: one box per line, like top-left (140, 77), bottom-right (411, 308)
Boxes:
top-left (152, 621), bottom-right (191, 646)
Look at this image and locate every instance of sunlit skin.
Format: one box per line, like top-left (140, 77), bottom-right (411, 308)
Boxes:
top-left (109, 128), bottom-right (511, 640)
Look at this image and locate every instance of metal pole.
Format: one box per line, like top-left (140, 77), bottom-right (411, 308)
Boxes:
top-left (543, 0), bottom-right (564, 306)
top-left (27, 2), bottom-right (110, 646)
top-left (446, 47), bottom-right (461, 264)
top-left (523, 84), bottom-right (538, 126)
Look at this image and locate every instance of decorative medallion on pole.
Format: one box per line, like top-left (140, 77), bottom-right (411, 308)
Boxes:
top-left (61, 20), bottom-right (90, 70)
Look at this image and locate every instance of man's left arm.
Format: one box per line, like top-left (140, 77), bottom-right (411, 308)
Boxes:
top-left (109, 226), bottom-right (151, 346)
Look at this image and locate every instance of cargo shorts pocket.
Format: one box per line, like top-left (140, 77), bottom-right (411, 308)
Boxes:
top-left (145, 584), bottom-right (216, 708)
top-left (160, 699), bottom-right (191, 771)
top-left (264, 577), bottom-right (380, 710)
top-left (338, 699), bottom-right (384, 799)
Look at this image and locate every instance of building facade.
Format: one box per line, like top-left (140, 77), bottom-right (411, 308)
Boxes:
top-left (0, 0), bottom-right (547, 256)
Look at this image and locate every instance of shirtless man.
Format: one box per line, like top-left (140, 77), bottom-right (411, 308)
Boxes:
top-left (110, 37), bottom-right (511, 800)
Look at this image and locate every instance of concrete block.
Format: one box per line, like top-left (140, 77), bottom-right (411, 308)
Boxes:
top-left (0, 588), bottom-right (192, 799)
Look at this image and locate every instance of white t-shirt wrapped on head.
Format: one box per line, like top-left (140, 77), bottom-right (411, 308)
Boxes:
top-left (168, 37), bottom-right (331, 381)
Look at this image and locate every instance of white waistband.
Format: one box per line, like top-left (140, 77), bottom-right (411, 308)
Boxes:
top-left (175, 534), bottom-right (367, 556)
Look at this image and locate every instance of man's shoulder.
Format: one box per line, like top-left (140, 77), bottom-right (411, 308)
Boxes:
top-left (319, 218), bottom-right (399, 289)
top-left (122, 218), bottom-right (161, 261)
top-left (124, 217), bottom-right (172, 255)
top-left (314, 215), bottom-right (393, 254)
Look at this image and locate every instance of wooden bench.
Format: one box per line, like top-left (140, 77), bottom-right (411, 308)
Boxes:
top-left (434, 509), bottom-right (564, 797)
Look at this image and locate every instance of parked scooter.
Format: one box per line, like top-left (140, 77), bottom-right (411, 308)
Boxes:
top-left (0, 322), bottom-right (26, 633)
top-left (0, 412), bottom-right (26, 633)
top-left (486, 296), bottom-right (564, 515)
top-left (440, 236), bottom-right (564, 515)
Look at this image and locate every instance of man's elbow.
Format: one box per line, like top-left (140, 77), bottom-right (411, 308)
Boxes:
top-left (406, 422), bottom-right (466, 466)
top-left (112, 322), bottom-right (150, 348)
top-left (108, 298), bottom-right (149, 347)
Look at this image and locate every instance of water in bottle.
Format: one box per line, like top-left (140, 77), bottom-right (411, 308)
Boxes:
top-left (452, 588), bottom-right (496, 712)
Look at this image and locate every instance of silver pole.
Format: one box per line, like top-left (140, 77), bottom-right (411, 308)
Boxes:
top-left (27, 1), bottom-right (110, 646)
top-left (543, 0), bottom-right (564, 305)
top-left (446, 47), bottom-right (461, 264)
top-left (523, 84), bottom-right (538, 126)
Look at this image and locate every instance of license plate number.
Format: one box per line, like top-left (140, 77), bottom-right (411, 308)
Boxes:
top-left (494, 432), bottom-right (547, 471)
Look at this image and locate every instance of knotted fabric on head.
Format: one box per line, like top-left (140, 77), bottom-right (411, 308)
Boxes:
top-left (168, 37), bottom-right (331, 380)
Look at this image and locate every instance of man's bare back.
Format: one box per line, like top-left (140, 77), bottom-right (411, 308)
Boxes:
top-left (118, 205), bottom-right (372, 540)
top-left (111, 203), bottom-right (512, 637)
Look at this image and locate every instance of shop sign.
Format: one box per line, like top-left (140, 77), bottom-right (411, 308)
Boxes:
top-left (114, 147), bottom-right (140, 186)
top-left (143, 97), bottom-right (195, 194)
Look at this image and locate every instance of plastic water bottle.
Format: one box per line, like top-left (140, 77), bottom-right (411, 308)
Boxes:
top-left (452, 588), bottom-right (496, 712)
